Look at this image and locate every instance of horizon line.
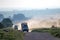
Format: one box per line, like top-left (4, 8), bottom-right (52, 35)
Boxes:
top-left (0, 8), bottom-right (60, 11)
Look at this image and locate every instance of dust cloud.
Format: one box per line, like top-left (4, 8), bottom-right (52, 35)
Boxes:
top-left (13, 15), bottom-right (60, 32)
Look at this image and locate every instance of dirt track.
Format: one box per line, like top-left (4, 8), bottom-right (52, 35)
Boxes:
top-left (24, 32), bottom-right (60, 40)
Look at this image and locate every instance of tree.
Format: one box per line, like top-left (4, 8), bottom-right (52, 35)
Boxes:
top-left (0, 23), bottom-right (4, 29)
top-left (1, 18), bottom-right (13, 28)
top-left (13, 14), bottom-right (27, 21)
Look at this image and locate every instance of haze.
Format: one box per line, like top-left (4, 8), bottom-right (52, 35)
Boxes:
top-left (0, 0), bottom-right (60, 10)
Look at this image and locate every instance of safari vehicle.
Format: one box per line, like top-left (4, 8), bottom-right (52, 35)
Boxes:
top-left (21, 23), bottom-right (29, 32)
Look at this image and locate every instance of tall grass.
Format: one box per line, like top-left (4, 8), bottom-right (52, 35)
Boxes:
top-left (0, 28), bottom-right (24, 40)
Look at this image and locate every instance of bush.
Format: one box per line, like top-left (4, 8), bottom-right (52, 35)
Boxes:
top-left (0, 23), bottom-right (4, 29)
top-left (1, 18), bottom-right (13, 28)
top-left (50, 28), bottom-right (60, 38)
top-left (0, 29), bottom-right (24, 40)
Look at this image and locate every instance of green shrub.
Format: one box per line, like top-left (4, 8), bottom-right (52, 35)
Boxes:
top-left (1, 18), bottom-right (13, 28)
top-left (50, 28), bottom-right (60, 38)
top-left (0, 29), bottom-right (24, 40)
top-left (0, 23), bottom-right (4, 29)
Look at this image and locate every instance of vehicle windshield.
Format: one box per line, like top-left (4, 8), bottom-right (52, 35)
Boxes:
top-left (22, 24), bottom-right (28, 28)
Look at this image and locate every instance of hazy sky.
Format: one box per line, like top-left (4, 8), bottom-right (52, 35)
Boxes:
top-left (0, 0), bottom-right (60, 10)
